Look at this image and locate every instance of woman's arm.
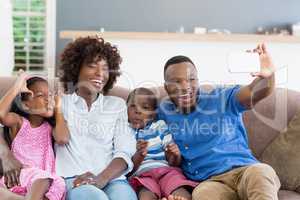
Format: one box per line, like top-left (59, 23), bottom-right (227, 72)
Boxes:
top-left (72, 158), bottom-right (129, 189)
top-left (127, 140), bottom-right (148, 177)
top-left (73, 158), bottom-right (128, 189)
top-left (93, 114), bottom-right (136, 188)
top-left (94, 158), bottom-right (128, 188)
top-left (74, 102), bottom-right (136, 188)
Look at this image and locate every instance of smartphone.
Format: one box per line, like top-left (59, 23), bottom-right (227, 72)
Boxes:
top-left (162, 134), bottom-right (173, 148)
top-left (147, 136), bottom-right (162, 148)
top-left (227, 52), bottom-right (260, 73)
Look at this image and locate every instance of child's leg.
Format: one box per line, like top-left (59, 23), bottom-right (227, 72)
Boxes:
top-left (0, 186), bottom-right (24, 200)
top-left (162, 187), bottom-right (192, 200)
top-left (138, 187), bottom-right (158, 200)
top-left (25, 178), bottom-right (51, 200)
top-left (171, 187), bottom-right (192, 199)
top-left (158, 167), bottom-right (198, 200)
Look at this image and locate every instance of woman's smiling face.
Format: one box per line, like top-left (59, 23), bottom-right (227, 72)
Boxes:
top-left (77, 58), bottom-right (109, 94)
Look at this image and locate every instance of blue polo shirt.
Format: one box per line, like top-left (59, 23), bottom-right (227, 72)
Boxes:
top-left (157, 85), bottom-right (258, 181)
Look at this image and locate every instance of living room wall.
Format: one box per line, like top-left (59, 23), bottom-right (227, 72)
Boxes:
top-left (56, 0), bottom-right (300, 61)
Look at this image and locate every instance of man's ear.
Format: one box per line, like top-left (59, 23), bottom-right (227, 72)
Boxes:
top-left (164, 83), bottom-right (168, 93)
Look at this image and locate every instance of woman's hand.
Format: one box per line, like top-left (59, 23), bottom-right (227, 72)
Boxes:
top-left (73, 172), bottom-right (95, 188)
top-left (2, 151), bottom-right (22, 188)
top-left (72, 172), bottom-right (109, 189)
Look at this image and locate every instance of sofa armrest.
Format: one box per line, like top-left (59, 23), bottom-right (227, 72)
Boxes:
top-left (0, 159), bottom-right (2, 177)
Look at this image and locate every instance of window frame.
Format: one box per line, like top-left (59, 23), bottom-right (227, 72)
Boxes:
top-left (12, 0), bottom-right (56, 77)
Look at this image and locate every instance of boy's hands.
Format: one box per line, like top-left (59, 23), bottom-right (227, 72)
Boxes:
top-left (136, 140), bottom-right (148, 157)
top-left (165, 143), bottom-right (181, 158)
top-left (165, 143), bottom-right (182, 166)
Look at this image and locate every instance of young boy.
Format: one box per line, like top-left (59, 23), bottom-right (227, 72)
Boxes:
top-left (127, 87), bottom-right (198, 200)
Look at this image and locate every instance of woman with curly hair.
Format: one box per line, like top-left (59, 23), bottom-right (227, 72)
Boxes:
top-left (55, 36), bottom-right (137, 200)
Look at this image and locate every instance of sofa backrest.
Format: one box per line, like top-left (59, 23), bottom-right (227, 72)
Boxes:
top-left (1, 77), bottom-right (300, 159)
top-left (243, 88), bottom-right (300, 158)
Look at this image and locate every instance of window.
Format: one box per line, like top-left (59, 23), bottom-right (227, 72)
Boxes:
top-left (12, 0), bottom-right (56, 77)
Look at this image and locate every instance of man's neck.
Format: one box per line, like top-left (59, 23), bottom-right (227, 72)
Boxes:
top-left (177, 105), bottom-right (196, 115)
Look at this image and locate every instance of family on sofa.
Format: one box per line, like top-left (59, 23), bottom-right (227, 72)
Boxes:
top-left (0, 36), bottom-right (280, 200)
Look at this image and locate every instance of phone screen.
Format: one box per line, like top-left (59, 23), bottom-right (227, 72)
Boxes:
top-left (227, 52), bottom-right (260, 73)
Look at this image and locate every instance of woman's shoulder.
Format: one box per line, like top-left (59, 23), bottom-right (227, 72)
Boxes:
top-left (61, 93), bottom-right (73, 101)
top-left (103, 95), bottom-right (126, 108)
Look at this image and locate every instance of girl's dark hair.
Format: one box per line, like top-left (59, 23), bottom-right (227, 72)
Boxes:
top-left (59, 36), bottom-right (122, 94)
top-left (3, 77), bottom-right (55, 148)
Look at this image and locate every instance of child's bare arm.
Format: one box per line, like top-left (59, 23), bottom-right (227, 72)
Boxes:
top-left (52, 95), bottom-right (70, 145)
top-left (26, 178), bottom-right (51, 200)
top-left (0, 73), bottom-right (31, 128)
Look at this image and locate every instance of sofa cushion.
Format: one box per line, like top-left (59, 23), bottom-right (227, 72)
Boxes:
top-left (278, 190), bottom-right (300, 200)
top-left (243, 89), bottom-right (300, 158)
top-left (261, 109), bottom-right (300, 192)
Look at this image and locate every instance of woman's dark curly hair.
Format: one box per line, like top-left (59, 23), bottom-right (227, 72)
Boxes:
top-left (59, 36), bottom-right (122, 94)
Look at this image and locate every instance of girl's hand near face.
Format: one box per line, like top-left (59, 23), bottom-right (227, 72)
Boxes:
top-left (14, 70), bottom-right (33, 96)
top-left (0, 70), bottom-right (27, 128)
top-left (54, 95), bottom-right (62, 114)
top-left (52, 88), bottom-right (70, 145)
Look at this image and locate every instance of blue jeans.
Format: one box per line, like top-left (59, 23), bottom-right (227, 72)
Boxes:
top-left (65, 177), bottom-right (137, 200)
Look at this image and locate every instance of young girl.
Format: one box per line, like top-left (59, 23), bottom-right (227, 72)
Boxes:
top-left (0, 72), bottom-right (66, 200)
top-left (127, 87), bottom-right (198, 200)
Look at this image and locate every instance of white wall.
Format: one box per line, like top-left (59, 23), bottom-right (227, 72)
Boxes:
top-left (0, 0), bottom-right (14, 76)
top-left (108, 39), bottom-right (300, 91)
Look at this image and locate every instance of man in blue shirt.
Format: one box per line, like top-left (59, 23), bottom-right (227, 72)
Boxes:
top-left (158, 44), bottom-right (280, 200)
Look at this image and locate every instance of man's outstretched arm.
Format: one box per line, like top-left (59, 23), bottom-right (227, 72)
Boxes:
top-left (237, 43), bottom-right (275, 109)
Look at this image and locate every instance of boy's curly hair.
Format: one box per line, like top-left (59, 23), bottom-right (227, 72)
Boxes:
top-left (59, 36), bottom-right (122, 94)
